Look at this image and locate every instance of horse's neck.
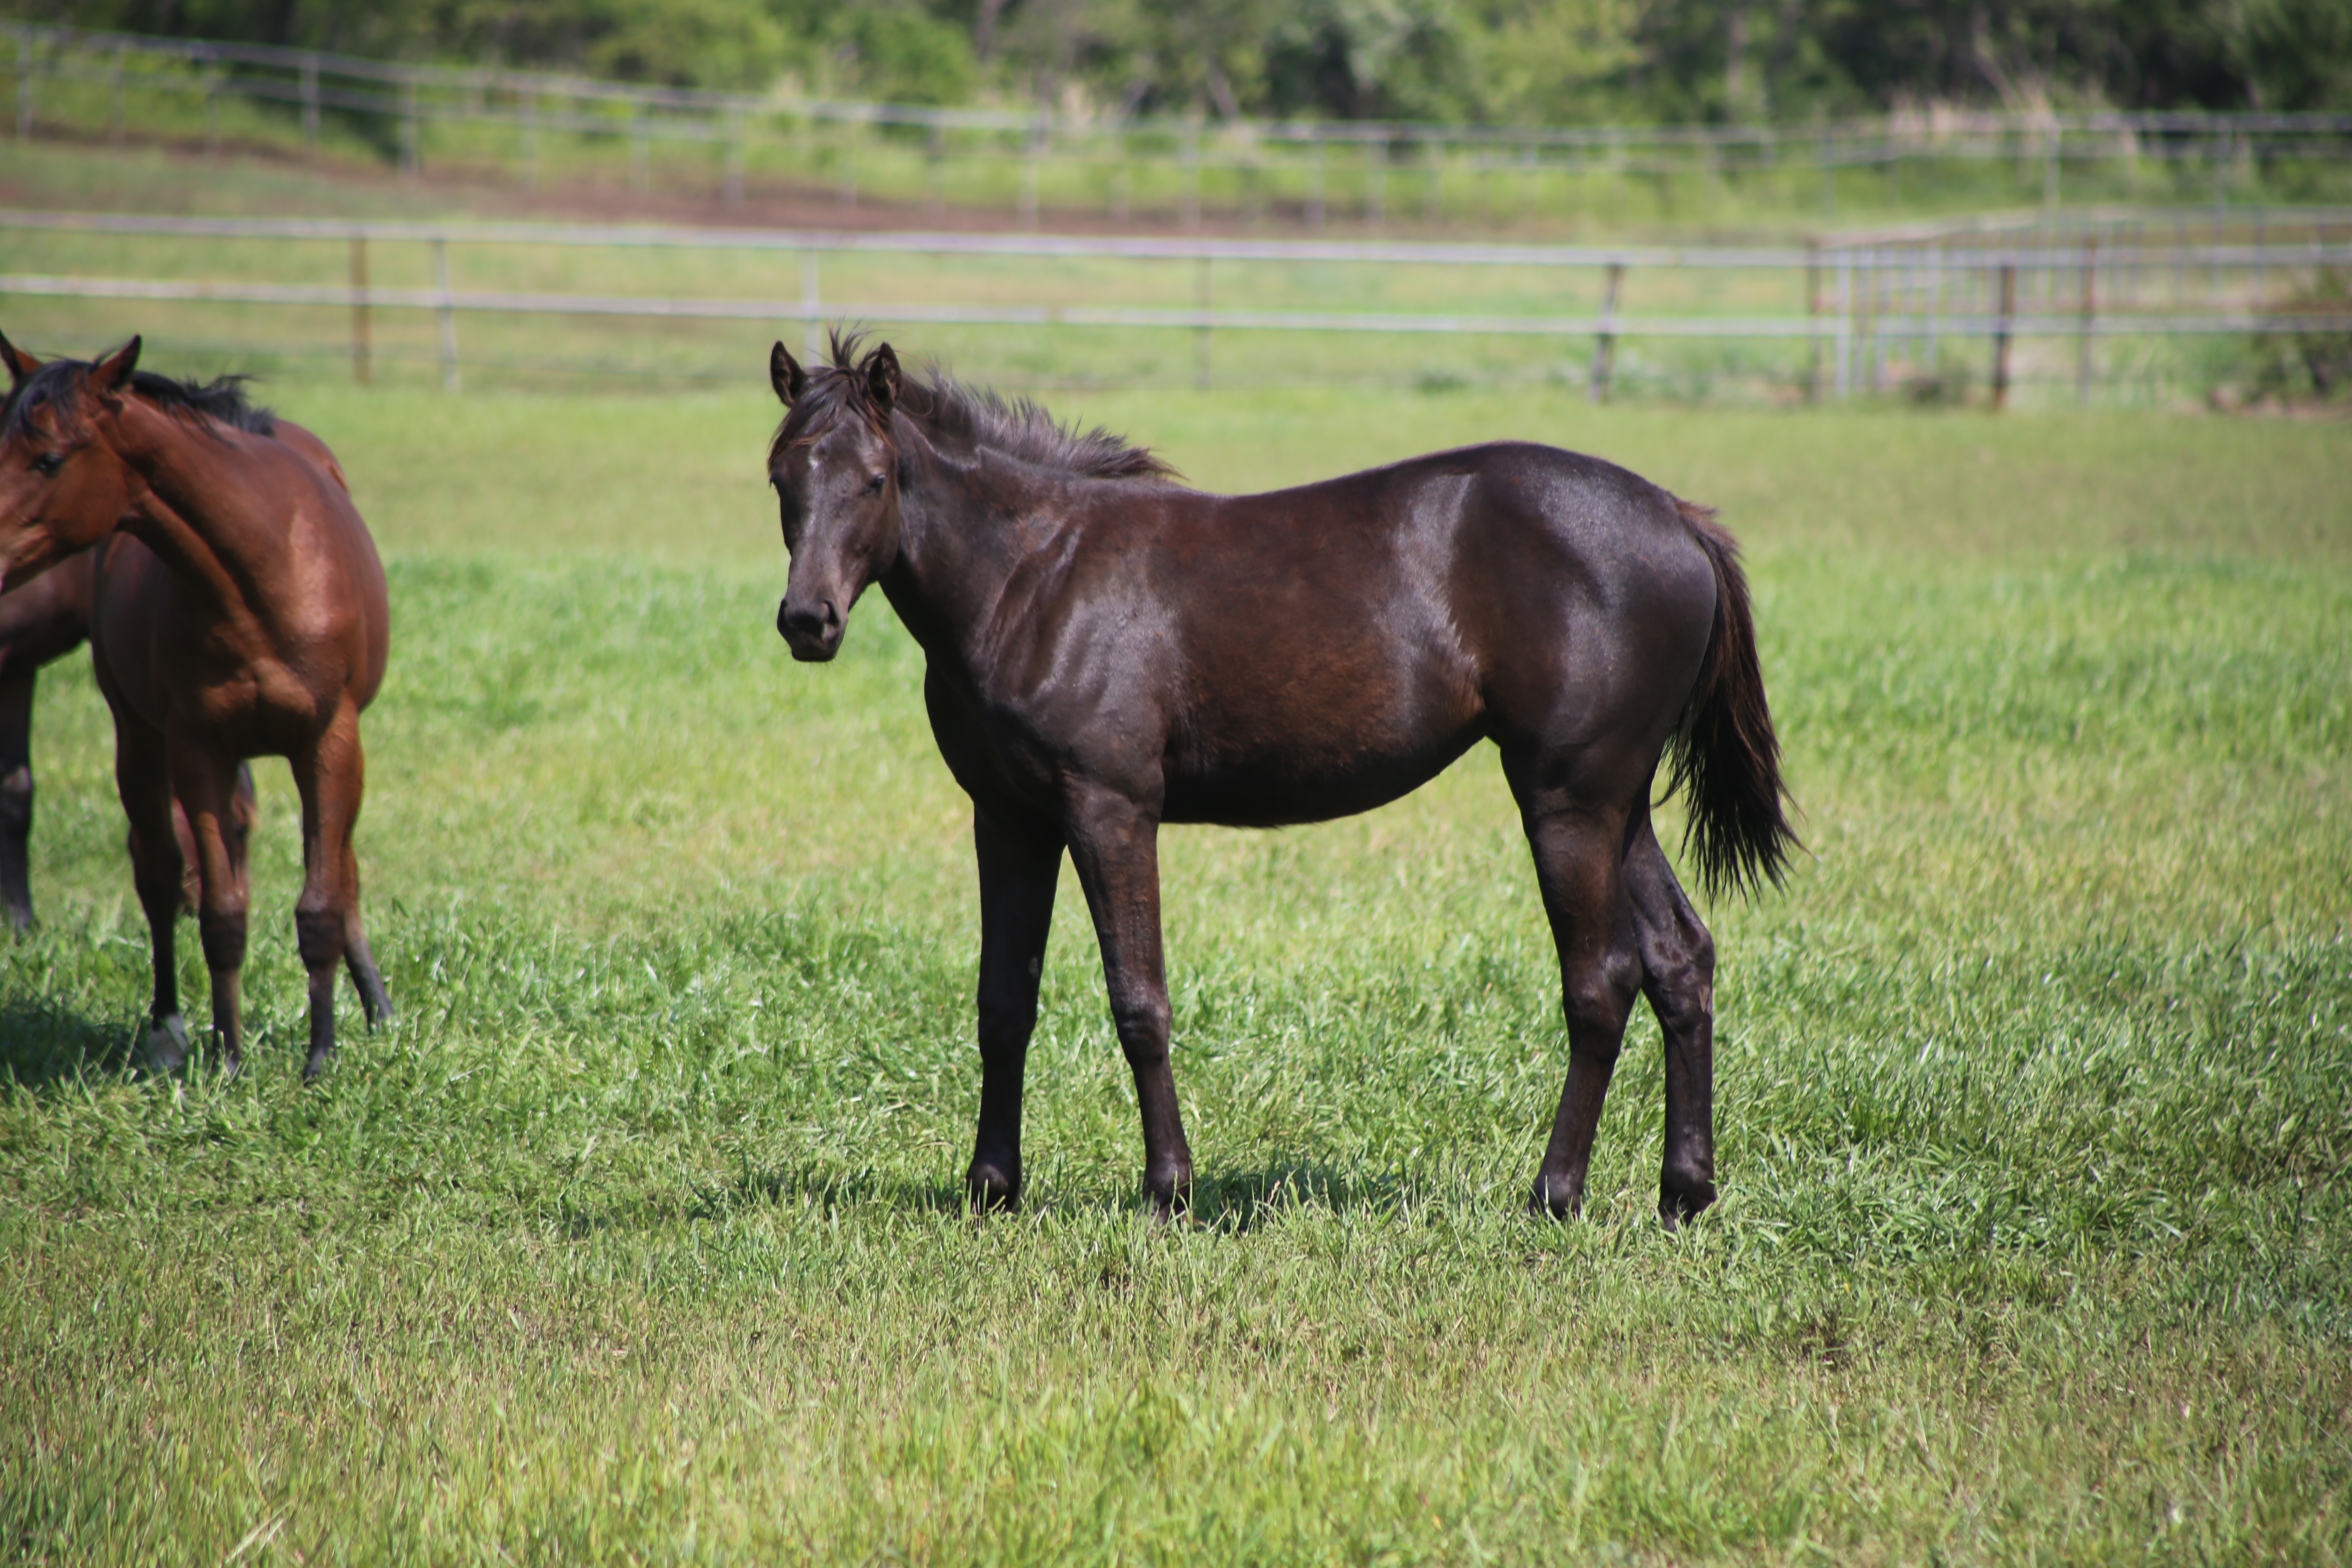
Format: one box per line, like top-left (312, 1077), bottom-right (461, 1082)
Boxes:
top-left (104, 403), bottom-right (282, 621)
top-left (886, 440), bottom-right (1047, 659)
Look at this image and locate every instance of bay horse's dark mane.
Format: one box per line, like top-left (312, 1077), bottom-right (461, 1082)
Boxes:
top-left (2, 354), bottom-right (274, 444)
top-left (770, 330), bottom-right (1175, 484)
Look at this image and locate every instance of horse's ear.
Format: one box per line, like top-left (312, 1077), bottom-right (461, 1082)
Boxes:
top-left (864, 343), bottom-right (900, 415)
top-left (91, 335), bottom-right (142, 394)
top-left (770, 340), bottom-right (805, 405)
top-left (0, 331), bottom-right (39, 388)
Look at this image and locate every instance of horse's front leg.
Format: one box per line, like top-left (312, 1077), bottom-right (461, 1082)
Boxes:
top-left (169, 742), bottom-right (254, 1072)
top-left (967, 808), bottom-right (1063, 1212)
top-left (0, 665), bottom-right (36, 929)
top-left (1063, 788), bottom-right (1193, 1217)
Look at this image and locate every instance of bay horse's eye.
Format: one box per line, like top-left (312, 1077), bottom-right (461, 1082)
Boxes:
top-left (863, 474), bottom-right (887, 496)
top-left (32, 452), bottom-right (62, 477)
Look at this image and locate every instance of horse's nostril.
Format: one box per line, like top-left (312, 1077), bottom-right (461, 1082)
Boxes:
top-left (780, 598), bottom-right (839, 644)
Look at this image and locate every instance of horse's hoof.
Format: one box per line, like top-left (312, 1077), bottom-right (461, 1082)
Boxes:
top-left (302, 1048), bottom-right (335, 1083)
top-left (965, 1162), bottom-right (1020, 1215)
top-left (1658, 1178), bottom-right (1717, 1230)
top-left (141, 1014), bottom-right (191, 1076)
top-left (1527, 1175), bottom-right (1581, 1222)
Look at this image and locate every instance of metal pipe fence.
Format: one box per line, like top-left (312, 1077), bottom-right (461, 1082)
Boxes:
top-left (10, 22), bottom-right (2352, 229)
top-left (3, 208), bottom-right (2346, 405)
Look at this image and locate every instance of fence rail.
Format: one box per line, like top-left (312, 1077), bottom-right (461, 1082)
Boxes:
top-left (4, 208), bottom-right (2347, 405)
top-left (11, 22), bottom-right (2352, 227)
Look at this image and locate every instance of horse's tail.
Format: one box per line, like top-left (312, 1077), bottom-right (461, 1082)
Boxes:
top-left (1663, 498), bottom-right (1799, 900)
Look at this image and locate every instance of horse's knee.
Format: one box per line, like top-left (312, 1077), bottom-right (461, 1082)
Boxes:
top-left (0, 762), bottom-right (31, 835)
top-left (198, 906), bottom-right (248, 976)
top-left (294, 904), bottom-right (346, 972)
top-left (1108, 990), bottom-right (1173, 1062)
top-left (1562, 948), bottom-right (1642, 1047)
top-left (977, 996), bottom-right (1039, 1053)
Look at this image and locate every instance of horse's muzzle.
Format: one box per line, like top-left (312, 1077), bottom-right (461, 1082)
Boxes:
top-left (778, 595), bottom-right (843, 662)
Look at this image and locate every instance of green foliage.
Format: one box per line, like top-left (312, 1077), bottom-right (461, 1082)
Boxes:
top-left (16, 0), bottom-right (2352, 115)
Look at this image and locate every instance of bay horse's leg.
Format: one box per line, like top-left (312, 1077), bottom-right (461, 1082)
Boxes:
top-left (1625, 813), bottom-right (1718, 1227)
top-left (1063, 789), bottom-right (1194, 1217)
top-left (293, 708), bottom-right (369, 1079)
top-left (0, 666), bottom-right (36, 929)
top-left (1505, 748), bottom-right (1644, 1221)
top-left (112, 711), bottom-right (190, 1072)
top-left (169, 744), bottom-right (253, 1071)
top-left (966, 808), bottom-right (1062, 1213)
top-left (338, 756), bottom-right (393, 1027)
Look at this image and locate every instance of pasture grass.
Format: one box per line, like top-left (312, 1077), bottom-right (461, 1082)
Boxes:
top-left (2, 383), bottom-right (2348, 1564)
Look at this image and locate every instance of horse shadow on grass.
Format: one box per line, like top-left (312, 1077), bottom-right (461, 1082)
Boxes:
top-left (550, 1156), bottom-right (1425, 1240)
top-left (0, 998), bottom-right (137, 1089)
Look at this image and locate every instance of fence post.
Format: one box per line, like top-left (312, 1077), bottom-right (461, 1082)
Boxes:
top-left (632, 105), bottom-right (650, 194)
top-left (350, 234), bottom-right (371, 386)
top-left (725, 109), bottom-right (744, 207)
top-left (1020, 115), bottom-right (1044, 230)
top-left (1991, 260), bottom-right (2016, 411)
top-left (1182, 122), bottom-right (1201, 232)
top-left (2076, 238), bottom-right (2096, 407)
top-left (521, 92), bottom-right (540, 190)
top-left (433, 237), bottom-right (460, 393)
top-left (802, 252), bottom-right (822, 363)
top-left (205, 65), bottom-right (222, 156)
top-left (1805, 240), bottom-right (1822, 403)
top-left (15, 33), bottom-right (33, 143)
top-left (1588, 261), bottom-right (1624, 403)
top-left (401, 81), bottom-right (420, 174)
top-left (1194, 256), bottom-right (1213, 389)
top-left (839, 123), bottom-right (857, 209)
top-left (1834, 252), bottom-right (1852, 399)
top-left (1308, 133), bottom-right (1326, 231)
top-left (2042, 127), bottom-right (2060, 208)
top-left (1368, 139), bottom-right (1386, 229)
top-left (110, 45), bottom-right (127, 145)
top-left (302, 56), bottom-right (320, 151)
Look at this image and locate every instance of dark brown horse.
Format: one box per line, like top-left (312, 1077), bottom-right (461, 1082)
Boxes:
top-left (1, 551), bottom-right (256, 929)
top-left (766, 335), bottom-right (1795, 1224)
top-left (0, 335), bottom-right (390, 1076)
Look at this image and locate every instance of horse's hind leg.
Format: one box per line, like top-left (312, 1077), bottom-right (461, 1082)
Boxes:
top-left (0, 666), bottom-right (36, 929)
top-left (170, 745), bottom-right (254, 1071)
top-left (1506, 748), bottom-right (1646, 1221)
top-left (293, 709), bottom-right (371, 1079)
top-left (966, 808), bottom-right (1062, 1213)
top-left (1625, 814), bottom-right (1718, 1227)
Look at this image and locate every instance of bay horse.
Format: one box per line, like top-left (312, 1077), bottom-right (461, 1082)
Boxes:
top-left (0, 334), bottom-right (391, 1077)
top-left (766, 334), bottom-right (1795, 1224)
top-left (1, 551), bottom-right (255, 929)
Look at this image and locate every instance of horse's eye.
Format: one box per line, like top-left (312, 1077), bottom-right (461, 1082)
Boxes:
top-left (863, 474), bottom-right (887, 496)
top-left (32, 452), bottom-right (62, 477)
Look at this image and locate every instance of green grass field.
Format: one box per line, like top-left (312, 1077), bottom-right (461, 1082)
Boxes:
top-left (1, 379), bottom-right (2348, 1564)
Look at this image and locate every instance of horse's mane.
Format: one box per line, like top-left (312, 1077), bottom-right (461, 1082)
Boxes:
top-left (770, 330), bottom-right (1176, 483)
top-left (2, 354), bottom-right (274, 444)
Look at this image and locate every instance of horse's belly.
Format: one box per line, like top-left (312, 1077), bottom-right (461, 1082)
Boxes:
top-left (1160, 726), bottom-right (1482, 827)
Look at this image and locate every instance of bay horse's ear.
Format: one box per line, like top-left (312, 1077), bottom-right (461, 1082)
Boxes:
top-left (0, 330), bottom-right (39, 388)
top-left (864, 343), bottom-right (900, 416)
top-left (770, 340), bottom-right (805, 405)
top-left (91, 335), bottom-right (143, 395)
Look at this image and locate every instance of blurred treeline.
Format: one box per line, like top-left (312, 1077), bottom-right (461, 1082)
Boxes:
top-left (21, 0), bottom-right (2352, 120)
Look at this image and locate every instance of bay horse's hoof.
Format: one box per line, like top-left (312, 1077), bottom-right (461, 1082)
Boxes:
top-left (302, 1047), bottom-right (335, 1083)
top-left (965, 1162), bottom-right (1020, 1215)
top-left (140, 1013), bottom-right (191, 1076)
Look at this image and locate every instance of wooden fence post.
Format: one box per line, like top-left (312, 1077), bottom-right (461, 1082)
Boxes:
top-left (350, 234), bottom-right (371, 386)
top-left (521, 92), bottom-right (539, 190)
top-left (2076, 238), bottom-right (2096, 407)
top-left (1194, 256), bottom-right (1213, 390)
top-left (301, 56), bottom-right (320, 151)
top-left (433, 238), bottom-right (460, 393)
top-left (1588, 261), bottom-right (1624, 403)
top-left (1806, 240), bottom-right (1822, 403)
top-left (1991, 260), bottom-right (2016, 411)
top-left (401, 81), bottom-right (419, 174)
top-left (110, 45), bottom-right (127, 145)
